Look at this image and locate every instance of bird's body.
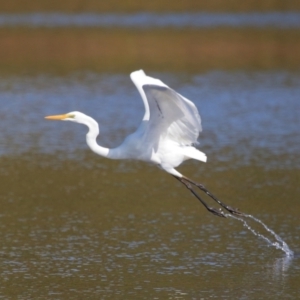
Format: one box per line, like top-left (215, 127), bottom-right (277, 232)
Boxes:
top-left (46, 70), bottom-right (241, 217)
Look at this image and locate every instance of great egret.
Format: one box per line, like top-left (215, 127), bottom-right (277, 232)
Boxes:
top-left (45, 70), bottom-right (242, 217)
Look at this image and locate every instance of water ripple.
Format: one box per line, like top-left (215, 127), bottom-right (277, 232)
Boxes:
top-left (1, 71), bottom-right (299, 169)
top-left (0, 12), bottom-right (300, 29)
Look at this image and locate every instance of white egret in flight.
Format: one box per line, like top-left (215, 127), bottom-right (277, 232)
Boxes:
top-left (46, 70), bottom-right (242, 217)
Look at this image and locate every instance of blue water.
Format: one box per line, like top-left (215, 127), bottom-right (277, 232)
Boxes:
top-left (0, 12), bottom-right (300, 28)
top-left (0, 71), bottom-right (299, 168)
top-left (0, 71), bottom-right (299, 299)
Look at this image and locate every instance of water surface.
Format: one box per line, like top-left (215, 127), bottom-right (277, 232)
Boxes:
top-left (1, 71), bottom-right (299, 165)
top-left (0, 70), bottom-right (299, 298)
top-left (1, 12), bottom-right (300, 28)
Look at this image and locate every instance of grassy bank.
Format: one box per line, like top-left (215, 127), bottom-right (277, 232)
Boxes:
top-left (1, 28), bottom-right (299, 74)
top-left (0, 0), bottom-right (299, 12)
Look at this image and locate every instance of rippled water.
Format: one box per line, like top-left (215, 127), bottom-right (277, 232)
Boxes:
top-left (0, 5), bottom-right (300, 295)
top-left (0, 70), bottom-right (299, 298)
top-left (1, 71), bottom-right (299, 165)
top-left (0, 12), bottom-right (300, 28)
top-left (0, 207), bottom-right (299, 298)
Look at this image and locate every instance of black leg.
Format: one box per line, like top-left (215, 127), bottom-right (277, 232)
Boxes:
top-left (181, 176), bottom-right (243, 216)
top-left (174, 176), bottom-right (226, 218)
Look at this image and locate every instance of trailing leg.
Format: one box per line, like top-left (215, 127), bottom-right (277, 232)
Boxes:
top-left (182, 176), bottom-right (243, 216)
top-left (174, 176), bottom-right (226, 218)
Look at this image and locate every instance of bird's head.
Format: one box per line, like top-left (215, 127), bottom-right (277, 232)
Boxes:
top-left (45, 111), bottom-right (88, 124)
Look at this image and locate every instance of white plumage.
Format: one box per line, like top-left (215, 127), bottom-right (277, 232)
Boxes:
top-left (46, 70), bottom-right (241, 218)
top-left (113, 70), bottom-right (207, 176)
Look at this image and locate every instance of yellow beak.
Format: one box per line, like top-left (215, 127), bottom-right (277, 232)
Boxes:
top-left (45, 114), bottom-right (69, 120)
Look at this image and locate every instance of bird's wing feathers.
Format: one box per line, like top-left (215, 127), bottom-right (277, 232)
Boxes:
top-left (143, 85), bottom-right (201, 145)
top-left (130, 70), bottom-right (168, 121)
top-left (130, 70), bottom-right (202, 146)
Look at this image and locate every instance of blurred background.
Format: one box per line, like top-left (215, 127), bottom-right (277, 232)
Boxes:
top-left (0, 1), bottom-right (299, 299)
top-left (1, 0), bottom-right (300, 73)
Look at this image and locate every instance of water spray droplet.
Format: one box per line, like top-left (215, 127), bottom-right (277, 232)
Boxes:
top-left (227, 213), bottom-right (293, 257)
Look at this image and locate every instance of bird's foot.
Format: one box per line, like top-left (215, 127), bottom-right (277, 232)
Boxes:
top-left (226, 206), bottom-right (244, 216)
top-left (208, 207), bottom-right (226, 218)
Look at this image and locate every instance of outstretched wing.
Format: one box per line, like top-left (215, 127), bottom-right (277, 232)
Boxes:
top-left (130, 70), bottom-right (202, 146)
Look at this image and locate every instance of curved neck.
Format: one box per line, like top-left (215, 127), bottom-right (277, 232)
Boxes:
top-left (84, 116), bottom-right (111, 158)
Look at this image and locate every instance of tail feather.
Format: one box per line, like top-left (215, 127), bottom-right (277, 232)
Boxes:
top-left (184, 147), bottom-right (207, 162)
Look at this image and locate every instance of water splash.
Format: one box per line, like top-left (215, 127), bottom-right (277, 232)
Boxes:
top-left (227, 213), bottom-right (294, 257)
